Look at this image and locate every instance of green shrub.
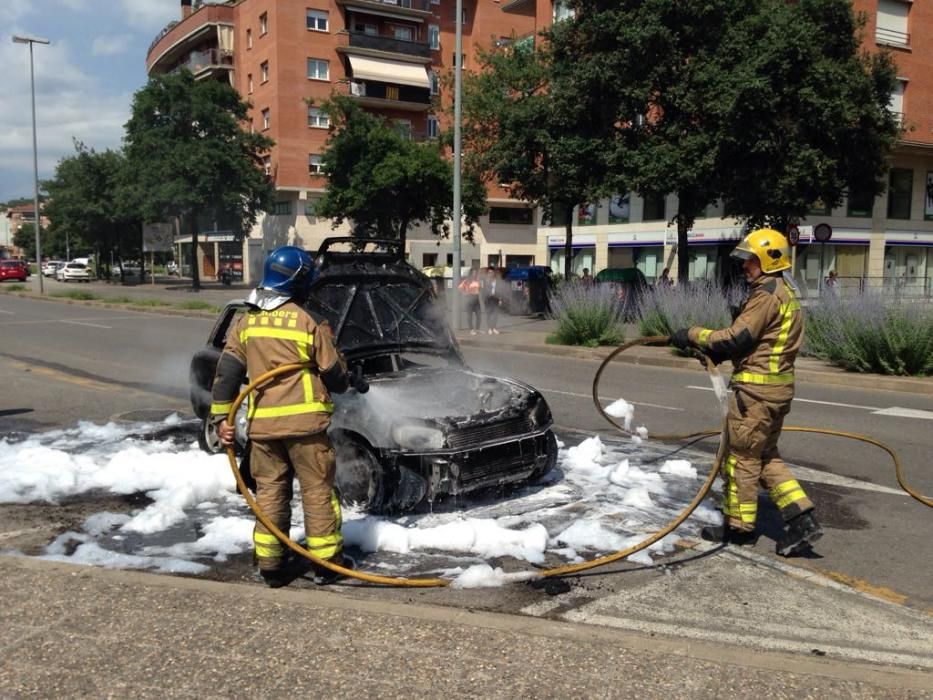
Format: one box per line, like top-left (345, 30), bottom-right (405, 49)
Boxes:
top-left (804, 294), bottom-right (933, 376)
top-left (101, 296), bottom-right (133, 304)
top-left (1, 284), bottom-right (26, 292)
top-left (548, 281), bottom-right (625, 346)
top-left (176, 300), bottom-right (220, 311)
top-left (51, 290), bottom-right (99, 301)
top-left (130, 299), bottom-right (171, 307)
top-left (637, 280), bottom-right (742, 337)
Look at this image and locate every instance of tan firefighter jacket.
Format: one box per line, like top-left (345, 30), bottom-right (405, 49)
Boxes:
top-left (209, 301), bottom-right (349, 440)
top-left (688, 274), bottom-right (802, 388)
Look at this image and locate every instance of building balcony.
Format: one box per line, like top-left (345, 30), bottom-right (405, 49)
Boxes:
top-left (147, 3), bottom-right (235, 75)
top-left (347, 31), bottom-right (431, 59)
top-left (170, 48), bottom-right (234, 78)
top-left (336, 0), bottom-right (433, 21)
top-left (348, 79), bottom-right (432, 112)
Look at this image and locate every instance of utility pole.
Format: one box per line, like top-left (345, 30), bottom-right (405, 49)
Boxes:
top-left (451, 0), bottom-right (463, 330)
top-left (13, 34), bottom-right (50, 293)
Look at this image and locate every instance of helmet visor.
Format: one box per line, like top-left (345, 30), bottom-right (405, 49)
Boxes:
top-left (730, 246), bottom-right (755, 262)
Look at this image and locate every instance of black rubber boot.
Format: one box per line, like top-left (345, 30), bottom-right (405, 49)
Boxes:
top-left (776, 511), bottom-right (823, 557)
top-left (701, 524), bottom-right (759, 546)
top-left (311, 554), bottom-right (355, 586)
top-left (259, 568), bottom-right (290, 589)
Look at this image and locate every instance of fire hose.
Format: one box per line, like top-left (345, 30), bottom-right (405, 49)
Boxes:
top-left (224, 337), bottom-right (930, 588)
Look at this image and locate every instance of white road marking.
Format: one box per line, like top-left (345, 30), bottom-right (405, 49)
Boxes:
top-left (0, 309), bottom-right (14, 315)
top-left (871, 407), bottom-right (933, 420)
top-left (60, 320), bottom-right (112, 329)
top-left (0, 316), bottom-right (138, 326)
top-left (788, 465), bottom-right (906, 496)
top-left (688, 385), bottom-right (887, 411)
top-left (541, 387), bottom-right (684, 412)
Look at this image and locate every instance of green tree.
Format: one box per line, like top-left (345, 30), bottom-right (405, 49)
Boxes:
top-left (13, 223), bottom-right (35, 260)
top-left (717, 0), bottom-right (900, 231)
top-left (123, 70), bottom-right (274, 290)
top-left (461, 38), bottom-right (614, 280)
top-left (44, 141), bottom-right (140, 278)
top-left (315, 97), bottom-right (486, 247)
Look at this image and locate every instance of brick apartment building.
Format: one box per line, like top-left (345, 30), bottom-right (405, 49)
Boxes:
top-left (518, 0), bottom-right (932, 296)
top-left (1, 204), bottom-right (48, 260)
top-left (146, 0), bottom-right (536, 283)
top-left (147, 1), bottom-right (932, 294)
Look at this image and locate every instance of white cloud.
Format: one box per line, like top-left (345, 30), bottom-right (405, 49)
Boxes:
top-left (0, 0), bottom-right (31, 25)
top-left (92, 35), bottom-right (132, 56)
top-left (118, 0), bottom-right (179, 31)
top-left (57, 0), bottom-right (88, 10)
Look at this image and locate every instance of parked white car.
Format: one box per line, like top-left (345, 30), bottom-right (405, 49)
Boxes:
top-left (42, 260), bottom-right (65, 277)
top-left (56, 262), bottom-right (92, 282)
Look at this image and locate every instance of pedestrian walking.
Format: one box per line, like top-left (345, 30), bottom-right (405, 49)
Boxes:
top-left (483, 267), bottom-right (503, 334)
top-left (459, 267), bottom-right (482, 334)
top-left (670, 229), bottom-right (822, 556)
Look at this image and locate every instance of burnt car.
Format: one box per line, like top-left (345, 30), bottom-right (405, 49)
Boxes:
top-left (189, 238), bottom-right (558, 512)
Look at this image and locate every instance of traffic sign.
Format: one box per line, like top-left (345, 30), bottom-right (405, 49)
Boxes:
top-left (787, 225), bottom-right (800, 246)
top-left (813, 223), bottom-right (833, 243)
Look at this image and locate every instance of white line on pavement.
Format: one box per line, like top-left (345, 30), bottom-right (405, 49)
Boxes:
top-left (687, 385), bottom-right (882, 411)
top-left (0, 309), bottom-right (14, 315)
top-left (541, 387), bottom-right (684, 412)
top-left (871, 407), bottom-right (933, 420)
top-left (60, 320), bottom-right (112, 329)
top-left (789, 465), bottom-right (906, 496)
top-left (0, 316), bottom-right (138, 326)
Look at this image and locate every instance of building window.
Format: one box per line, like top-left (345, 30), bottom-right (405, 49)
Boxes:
top-left (608, 193), bottom-right (630, 223)
top-left (304, 199), bottom-right (318, 221)
top-left (309, 154), bottom-right (323, 175)
top-left (246, 28), bottom-right (252, 49)
top-left (391, 24), bottom-right (413, 42)
top-left (451, 53), bottom-right (465, 67)
top-left (307, 9), bottom-right (328, 32)
top-left (427, 115), bottom-right (439, 139)
top-left (642, 194), bottom-right (665, 221)
top-left (887, 168), bottom-right (912, 220)
top-left (889, 79), bottom-right (906, 124)
top-left (260, 61), bottom-right (269, 83)
top-left (489, 207), bottom-right (533, 225)
top-left (262, 156), bottom-right (272, 176)
top-left (847, 191), bottom-right (874, 218)
top-left (876, 0), bottom-right (909, 48)
top-left (273, 200), bottom-right (291, 215)
top-left (355, 22), bottom-right (378, 36)
top-left (307, 58), bottom-right (329, 80)
top-left (577, 202), bottom-right (597, 226)
top-left (423, 252), bottom-right (438, 267)
top-left (453, 8), bottom-right (466, 24)
top-left (247, 73), bottom-right (253, 94)
top-left (259, 12), bottom-right (268, 36)
top-left (428, 24), bottom-right (440, 50)
top-left (395, 120), bottom-right (412, 140)
top-left (430, 0), bottom-right (439, 4)
top-left (808, 200), bottom-right (831, 216)
top-left (429, 70), bottom-right (439, 96)
top-left (261, 108), bottom-right (270, 130)
top-left (308, 106), bottom-right (329, 128)
top-left (553, 0), bottom-right (575, 22)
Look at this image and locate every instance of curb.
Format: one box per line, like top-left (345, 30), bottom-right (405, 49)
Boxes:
top-left (0, 289), bottom-right (220, 320)
top-left (456, 336), bottom-right (933, 396)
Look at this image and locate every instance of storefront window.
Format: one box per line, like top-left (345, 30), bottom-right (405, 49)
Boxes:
top-left (218, 242), bottom-right (244, 281)
top-left (642, 194), bottom-right (665, 221)
top-left (577, 203), bottom-right (597, 226)
top-left (608, 193), bottom-right (630, 223)
top-left (848, 191), bottom-right (874, 218)
top-left (925, 172), bottom-right (933, 221)
top-left (887, 168), bottom-right (913, 220)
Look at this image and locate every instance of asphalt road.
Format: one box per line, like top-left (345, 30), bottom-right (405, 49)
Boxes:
top-left (1, 294), bottom-right (931, 610)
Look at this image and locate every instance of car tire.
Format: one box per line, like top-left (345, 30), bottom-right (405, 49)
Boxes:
top-left (334, 435), bottom-right (388, 513)
top-left (197, 417), bottom-right (226, 455)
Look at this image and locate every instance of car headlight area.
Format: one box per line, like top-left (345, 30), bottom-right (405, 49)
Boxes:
top-left (391, 424), bottom-right (445, 451)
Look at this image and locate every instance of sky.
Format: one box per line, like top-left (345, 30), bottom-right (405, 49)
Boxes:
top-left (0, 402), bottom-right (722, 588)
top-left (1, 0), bottom-right (180, 203)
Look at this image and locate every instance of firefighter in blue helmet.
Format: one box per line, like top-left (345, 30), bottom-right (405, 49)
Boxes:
top-left (209, 246), bottom-right (367, 587)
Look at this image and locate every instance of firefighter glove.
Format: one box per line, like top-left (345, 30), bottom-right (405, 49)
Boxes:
top-left (669, 328), bottom-right (691, 351)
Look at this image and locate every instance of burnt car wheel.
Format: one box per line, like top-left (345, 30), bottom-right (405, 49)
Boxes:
top-left (335, 437), bottom-right (388, 513)
top-left (197, 417), bottom-right (225, 454)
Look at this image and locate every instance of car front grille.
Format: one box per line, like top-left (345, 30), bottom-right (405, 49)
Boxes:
top-left (445, 416), bottom-right (535, 449)
top-left (455, 435), bottom-right (545, 484)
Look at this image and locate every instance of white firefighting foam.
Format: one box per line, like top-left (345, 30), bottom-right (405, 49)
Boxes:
top-left (0, 415), bottom-right (722, 588)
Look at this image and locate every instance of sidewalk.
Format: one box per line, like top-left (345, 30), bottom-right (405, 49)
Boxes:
top-left (6, 275), bottom-right (932, 396)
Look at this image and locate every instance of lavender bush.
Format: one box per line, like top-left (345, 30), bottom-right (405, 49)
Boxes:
top-left (804, 294), bottom-right (933, 376)
top-left (637, 281), bottom-right (744, 338)
top-left (547, 281), bottom-right (625, 347)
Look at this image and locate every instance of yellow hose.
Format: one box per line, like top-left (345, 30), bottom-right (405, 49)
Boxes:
top-left (225, 338), bottom-right (930, 588)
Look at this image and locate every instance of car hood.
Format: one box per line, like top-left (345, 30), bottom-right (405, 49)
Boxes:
top-left (304, 263), bottom-right (458, 361)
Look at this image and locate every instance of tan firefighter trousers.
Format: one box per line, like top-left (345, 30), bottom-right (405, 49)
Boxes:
top-left (723, 387), bottom-right (813, 532)
top-left (249, 433), bottom-right (343, 571)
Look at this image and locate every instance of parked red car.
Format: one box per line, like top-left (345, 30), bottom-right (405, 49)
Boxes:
top-left (0, 260), bottom-right (28, 282)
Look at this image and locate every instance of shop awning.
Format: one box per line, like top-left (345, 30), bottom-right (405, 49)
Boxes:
top-left (347, 54), bottom-right (430, 89)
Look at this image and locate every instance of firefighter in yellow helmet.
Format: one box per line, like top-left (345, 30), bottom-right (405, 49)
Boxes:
top-left (669, 229), bottom-right (823, 556)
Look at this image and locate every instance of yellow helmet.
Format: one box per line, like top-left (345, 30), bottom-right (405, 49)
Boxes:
top-left (730, 228), bottom-right (791, 273)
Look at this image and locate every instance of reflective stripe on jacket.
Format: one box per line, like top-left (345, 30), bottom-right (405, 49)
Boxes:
top-left (688, 275), bottom-right (802, 386)
top-left (210, 301), bottom-right (347, 439)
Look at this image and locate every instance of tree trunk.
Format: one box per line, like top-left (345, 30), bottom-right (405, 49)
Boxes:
top-left (563, 204), bottom-right (574, 281)
top-left (189, 213), bottom-right (201, 292)
top-left (676, 213), bottom-right (691, 284)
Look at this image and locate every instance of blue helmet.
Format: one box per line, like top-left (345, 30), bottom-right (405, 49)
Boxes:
top-left (259, 246), bottom-right (315, 296)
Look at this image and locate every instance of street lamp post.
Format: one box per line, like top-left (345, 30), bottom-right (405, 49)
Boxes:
top-left (13, 34), bottom-right (50, 294)
top-left (451, 0), bottom-right (463, 331)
